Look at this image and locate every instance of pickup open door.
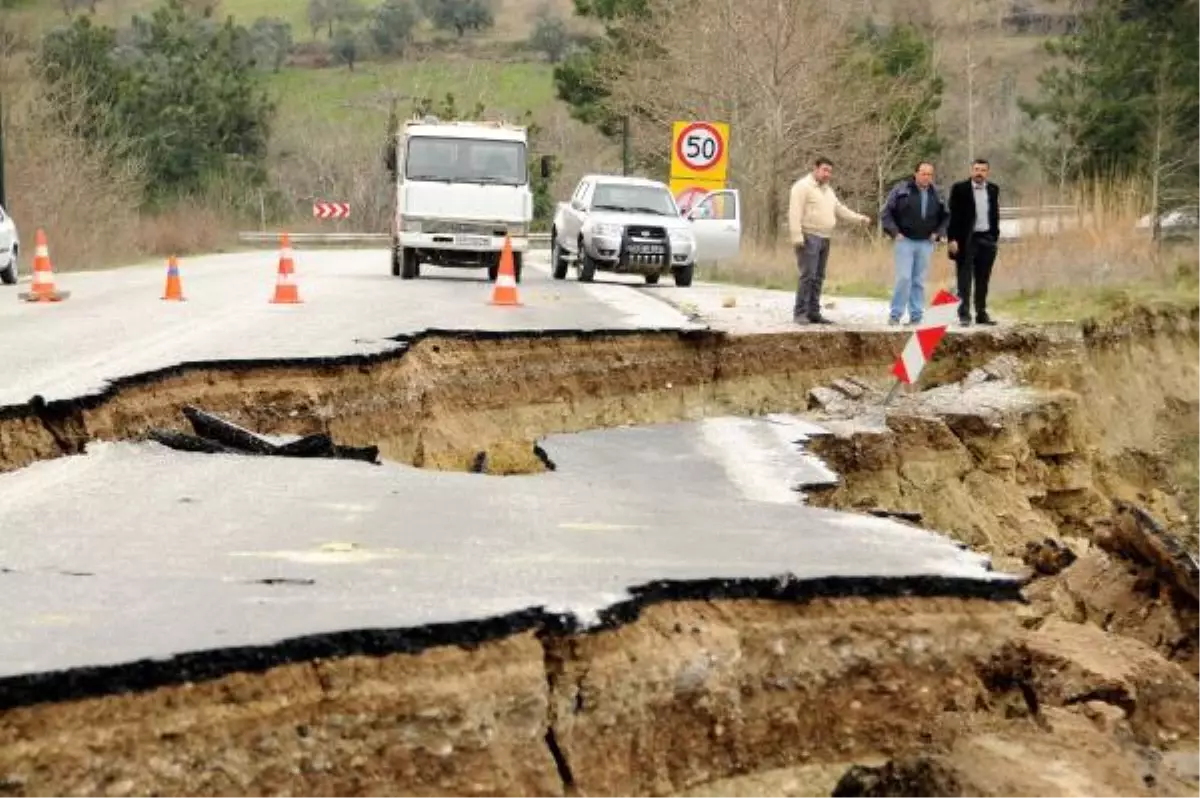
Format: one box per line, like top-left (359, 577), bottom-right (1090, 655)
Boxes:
top-left (686, 189), bottom-right (741, 262)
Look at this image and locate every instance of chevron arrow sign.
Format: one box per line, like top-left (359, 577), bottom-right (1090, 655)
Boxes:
top-left (313, 201), bottom-right (351, 220)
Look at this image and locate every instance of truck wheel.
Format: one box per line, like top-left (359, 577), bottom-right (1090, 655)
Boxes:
top-left (673, 262), bottom-right (695, 287)
top-left (644, 272), bottom-right (660, 285)
top-left (390, 246), bottom-right (401, 277)
top-left (576, 240), bottom-right (596, 283)
top-left (400, 248), bottom-right (419, 280)
top-left (551, 235), bottom-right (568, 280)
top-left (489, 251), bottom-right (523, 282)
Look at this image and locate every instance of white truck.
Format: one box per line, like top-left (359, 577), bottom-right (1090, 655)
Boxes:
top-left (385, 116), bottom-right (546, 282)
top-left (550, 175), bottom-right (741, 286)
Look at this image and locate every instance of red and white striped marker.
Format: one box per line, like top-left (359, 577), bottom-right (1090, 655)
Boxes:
top-left (890, 289), bottom-right (961, 385)
top-left (313, 201), bottom-right (350, 220)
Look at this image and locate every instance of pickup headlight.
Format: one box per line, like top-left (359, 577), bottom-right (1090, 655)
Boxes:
top-left (401, 219), bottom-right (423, 233)
top-left (591, 223), bottom-right (622, 238)
top-left (669, 229), bottom-right (696, 249)
top-left (506, 223), bottom-right (527, 237)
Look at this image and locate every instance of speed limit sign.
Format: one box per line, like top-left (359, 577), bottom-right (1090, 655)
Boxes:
top-left (671, 121), bottom-right (729, 181)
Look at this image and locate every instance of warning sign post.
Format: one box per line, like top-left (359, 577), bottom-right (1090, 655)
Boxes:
top-left (669, 120), bottom-right (730, 211)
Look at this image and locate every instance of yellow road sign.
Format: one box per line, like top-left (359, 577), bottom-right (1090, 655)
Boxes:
top-left (670, 121), bottom-right (730, 182)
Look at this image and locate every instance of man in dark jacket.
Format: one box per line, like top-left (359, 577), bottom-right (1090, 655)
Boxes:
top-left (947, 158), bottom-right (1001, 326)
top-left (880, 162), bottom-right (949, 325)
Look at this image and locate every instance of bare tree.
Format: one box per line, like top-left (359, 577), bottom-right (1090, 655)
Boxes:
top-left (591, 0), bottom-right (893, 243)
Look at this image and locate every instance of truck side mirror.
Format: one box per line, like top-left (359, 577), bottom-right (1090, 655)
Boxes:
top-left (540, 155), bottom-right (553, 180)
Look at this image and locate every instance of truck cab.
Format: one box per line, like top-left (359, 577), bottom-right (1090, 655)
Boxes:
top-left (386, 117), bottom-right (533, 282)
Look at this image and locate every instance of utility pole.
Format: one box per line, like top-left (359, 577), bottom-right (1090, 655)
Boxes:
top-left (621, 115), bottom-right (631, 176)
top-left (0, 90), bottom-right (7, 208)
top-left (965, 0), bottom-right (975, 163)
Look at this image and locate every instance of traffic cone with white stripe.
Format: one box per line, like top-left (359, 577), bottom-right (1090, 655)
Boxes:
top-left (20, 229), bottom-right (70, 302)
top-left (488, 236), bottom-right (521, 307)
top-left (270, 232), bottom-right (302, 304)
top-left (162, 255), bottom-right (185, 301)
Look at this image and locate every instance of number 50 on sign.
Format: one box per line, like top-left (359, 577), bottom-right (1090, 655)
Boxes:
top-left (670, 121), bottom-right (730, 182)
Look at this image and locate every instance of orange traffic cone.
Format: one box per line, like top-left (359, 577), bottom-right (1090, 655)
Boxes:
top-left (269, 232), bottom-right (302, 304)
top-left (19, 229), bottom-right (70, 302)
top-left (488, 236), bottom-right (521, 307)
top-left (162, 255), bottom-right (185, 301)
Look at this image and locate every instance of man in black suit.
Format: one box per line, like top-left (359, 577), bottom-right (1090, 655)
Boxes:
top-left (947, 158), bottom-right (1001, 326)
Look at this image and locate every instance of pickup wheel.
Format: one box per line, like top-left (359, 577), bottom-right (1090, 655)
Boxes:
top-left (400, 247), bottom-right (419, 280)
top-left (672, 262), bottom-right (695, 287)
top-left (576, 239), bottom-right (596, 283)
top-left (644, 272), bottom-right (660, 285)
top-left (551, 235), bottom-right (568, 280)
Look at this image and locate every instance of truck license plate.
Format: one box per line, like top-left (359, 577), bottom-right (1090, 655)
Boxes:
top-left (631, 244), bottom-right (664, 255)
top-left (456, 234), bottom-right (490, 247)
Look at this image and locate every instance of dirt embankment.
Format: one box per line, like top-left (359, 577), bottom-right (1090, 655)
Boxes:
top-left (794, 305), bottom-right (1199, 796)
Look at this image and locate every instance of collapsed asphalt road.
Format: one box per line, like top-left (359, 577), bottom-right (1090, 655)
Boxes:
top-left (0, 414), bottom-right (1012, 685)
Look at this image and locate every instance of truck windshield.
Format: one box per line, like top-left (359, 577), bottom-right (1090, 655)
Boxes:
top-left (590, 184), bottom-right (678, 216)
top-left (405, 136), bottom-right (527, 185)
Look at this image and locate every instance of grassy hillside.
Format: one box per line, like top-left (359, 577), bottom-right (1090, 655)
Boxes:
top-left (268, 60), bottom-right (557, 124)
top-left (5, 0), bottom-right (581, 42)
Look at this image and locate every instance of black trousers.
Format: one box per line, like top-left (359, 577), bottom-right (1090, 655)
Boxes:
top-left (955, 233), bottom-right (998, 318)
top-left (794, 235), bottom-right (830, 320)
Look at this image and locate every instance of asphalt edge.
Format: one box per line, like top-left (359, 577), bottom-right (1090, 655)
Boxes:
top-left (0, 573), bottom-right (1025, 713)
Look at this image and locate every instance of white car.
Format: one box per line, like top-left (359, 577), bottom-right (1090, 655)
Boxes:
top-left (0, 204), bottom-right (19, 285)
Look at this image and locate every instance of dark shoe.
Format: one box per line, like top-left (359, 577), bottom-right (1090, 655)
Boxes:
top-left (794, 316), bottom-right (810, 325)
top-left (808, 315), bottom-right (834, 325)
top-left (959, 315), bottom-right (972, 327)
top-left (976, 314), bottom-right (997, 326)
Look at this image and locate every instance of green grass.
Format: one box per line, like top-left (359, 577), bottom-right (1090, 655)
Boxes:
top-left (268, 60), bottom-right (557, 124)
top-left (990, 279), bottom-right (1200, 323)
top-left (12, 0), bottom-right (331, 38)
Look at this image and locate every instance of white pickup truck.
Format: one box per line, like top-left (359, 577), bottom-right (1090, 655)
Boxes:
top-left (385, 116), bottom-right (545, 283)
top-left (0, 203), bottom-right (19, 286)
top-left (550, 175), bottom-right (741, 286)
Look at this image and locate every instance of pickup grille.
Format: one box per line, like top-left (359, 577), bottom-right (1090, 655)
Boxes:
top-left (624, 226), bottom-right (666, 240)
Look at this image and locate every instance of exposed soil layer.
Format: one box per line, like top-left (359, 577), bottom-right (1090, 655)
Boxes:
top-left (0, 595), bottom-right (1022, 797)
top-left (0, 321), bottom-right (1079, 476)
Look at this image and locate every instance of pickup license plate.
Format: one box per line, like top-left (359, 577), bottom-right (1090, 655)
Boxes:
top-left (631, 244), bottom-right (664, 255)
top-left (456, 234), bottom-right (490, 247)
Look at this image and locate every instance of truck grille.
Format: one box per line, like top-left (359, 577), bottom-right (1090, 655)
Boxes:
top-left (423, 221), bottom-right (510, 237)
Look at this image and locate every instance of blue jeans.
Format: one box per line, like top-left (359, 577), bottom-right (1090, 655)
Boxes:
top-left (890, 237), bottom-right (934, 322)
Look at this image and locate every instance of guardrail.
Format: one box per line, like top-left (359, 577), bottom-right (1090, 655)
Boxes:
top-left (237, 231), bottom-right (553, 248)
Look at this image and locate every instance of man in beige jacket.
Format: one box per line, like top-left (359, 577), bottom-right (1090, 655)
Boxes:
top-left (788, 156), bottom-right (870, 324)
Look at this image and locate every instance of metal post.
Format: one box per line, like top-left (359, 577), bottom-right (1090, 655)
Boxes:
top-left (621, 115), bottom-right (631, 176)
top-left (0, 90), bottom-right (7, 209)
top-left (882, 378), bottom-right (903, 406)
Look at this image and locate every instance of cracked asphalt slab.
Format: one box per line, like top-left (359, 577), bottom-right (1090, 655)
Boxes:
top-left (0, 414), bottom-right (1016, 688)
top-left (0, 248), bottom-right (699, 407)
top-left (1, 244), bottom-right (983, 409)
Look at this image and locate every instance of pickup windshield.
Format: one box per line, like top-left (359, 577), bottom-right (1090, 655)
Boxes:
top-left (591, 183), bottom-right (678, 216)
top-left (405, 136), bottom-right (528, 185)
